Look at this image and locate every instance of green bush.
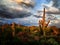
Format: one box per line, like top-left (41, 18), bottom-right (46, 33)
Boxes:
top-left (15, 28), bottom-right (23, 34)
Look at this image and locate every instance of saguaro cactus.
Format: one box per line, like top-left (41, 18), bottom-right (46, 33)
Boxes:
top-left (39, 8), bottom-right (50, 36)
top-left (11, 22), bottom-right (15, 37)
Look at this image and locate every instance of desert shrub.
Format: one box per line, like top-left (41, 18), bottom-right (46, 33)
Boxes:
top-left (39, 37), bottom-right (59, 45)
top-left (47, 38), bottom-right (59, 45)
top-left (1, 29), bottom-right (13, 45)
top-left (15, 28), bottom-right (23, 34)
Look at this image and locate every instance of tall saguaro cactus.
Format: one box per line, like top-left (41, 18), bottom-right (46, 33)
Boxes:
top-left (39, 8), bottom-right (50, 36)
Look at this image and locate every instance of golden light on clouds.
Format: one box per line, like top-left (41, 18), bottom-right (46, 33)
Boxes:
top-left (10, 6), bottom-right (23, 11)
top-left (13, 0), bottom-right (33, 5)
top-left (24, 0), bottom-right (30, 4)
top-left (14, 0), bottom-right (23, 3)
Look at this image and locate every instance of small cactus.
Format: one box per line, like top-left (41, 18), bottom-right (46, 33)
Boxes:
top-left (11, 22), bottom-right (15, 37)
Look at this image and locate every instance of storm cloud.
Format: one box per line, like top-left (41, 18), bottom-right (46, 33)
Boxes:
top-left (44, 0), bottom-right (60, 14)
top-left (50, 19), bottom-right (60, 28)
top-left (0, 0), bottom-right (35, 18)
top-left (46, 0), bottom-right (60, 8)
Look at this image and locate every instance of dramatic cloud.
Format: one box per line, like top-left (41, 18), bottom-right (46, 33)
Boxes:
top-left (33, 15), bottom-right (42, 18)
top-left (50, 19), bottom-right (60, 28)
top-left (33, 9), bottom-right (57, 20)
top-left (0, 0), bottom-right (35, 18)
top-left (46, 0), bottom-right (60, 8)
top-left (52, 0), bottom-right (60, 8)
top-left (45, 0), bottom-right (60, 14)
top-left (43, 4), bottom-right (60, 14)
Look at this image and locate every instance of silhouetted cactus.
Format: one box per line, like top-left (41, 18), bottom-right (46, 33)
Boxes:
top-left (39, 8), bottom-right (50, 36)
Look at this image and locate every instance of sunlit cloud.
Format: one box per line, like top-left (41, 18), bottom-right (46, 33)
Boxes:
top-left (50, 19), bottom-right (60, 28)
top-left (45, 0), bottom-right (60, 14)
top-left (0, 0), bottom-right (35, 18)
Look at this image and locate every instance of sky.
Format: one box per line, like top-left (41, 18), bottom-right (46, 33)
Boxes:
top-left (0, 0), bottom-right (60, 27)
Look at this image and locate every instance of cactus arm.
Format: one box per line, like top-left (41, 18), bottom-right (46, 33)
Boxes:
top-left (39, 20), bottom-right (43, 35)
top-left (45, 20), bottom-right (50, 27)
